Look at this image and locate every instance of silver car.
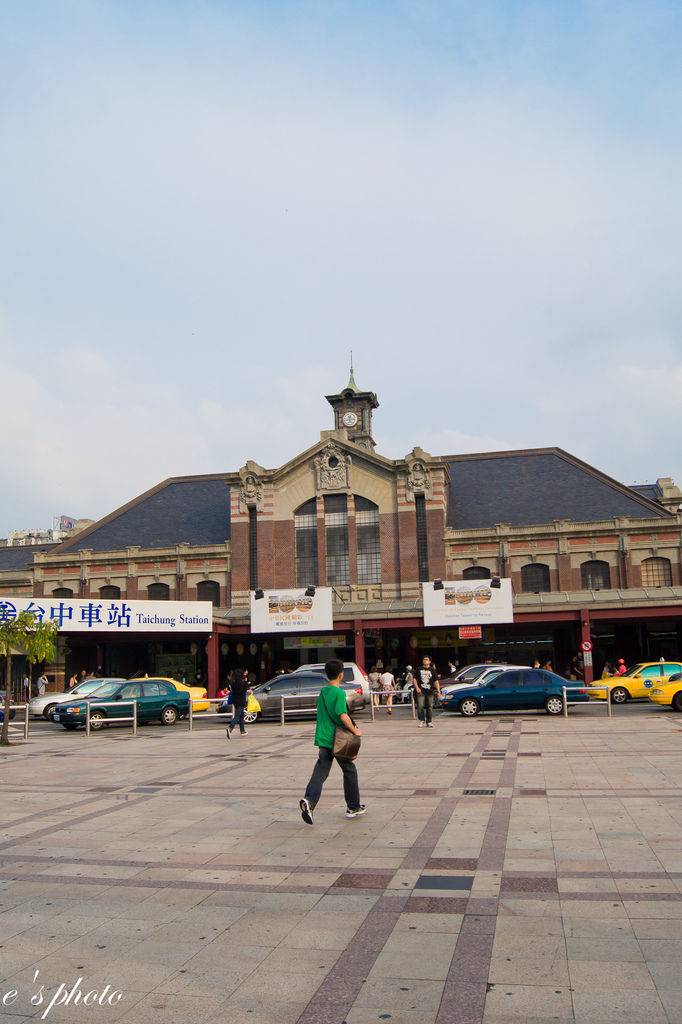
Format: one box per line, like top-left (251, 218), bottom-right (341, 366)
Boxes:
top-left (288, 662), bottom-right (370, 699)
top-left (29, 677), bottom-right (126, 719)
top-left (251, 672), bottom-right (367, 720)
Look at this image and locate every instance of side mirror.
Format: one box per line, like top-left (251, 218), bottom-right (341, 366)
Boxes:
top-left (264, 686), bottom-right (271, 693)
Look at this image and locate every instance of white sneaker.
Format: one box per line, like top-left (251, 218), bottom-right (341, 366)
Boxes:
top-left (345, 805), bottom-right (367, 819)
top-left (427, 723), bottom-right (434, 728)
top-left (300, 798), bottom-right (313, 825)
top-left (418, 722), bottom-right (425, 728)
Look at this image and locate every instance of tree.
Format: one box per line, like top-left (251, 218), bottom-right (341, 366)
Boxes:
top-left (1, 611), bottom-right (59, 746)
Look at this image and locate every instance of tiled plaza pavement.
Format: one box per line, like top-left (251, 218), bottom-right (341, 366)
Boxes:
top-left (1, 706), bottom-right (682, 1024)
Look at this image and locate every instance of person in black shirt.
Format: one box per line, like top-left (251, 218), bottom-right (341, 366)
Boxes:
top-left (226, 669), bottom-right (250, 738)
top-left (414, 656), bottom-right (440, 728)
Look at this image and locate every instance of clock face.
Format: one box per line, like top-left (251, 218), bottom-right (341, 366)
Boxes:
top-left (342, 411), bottom-right (358, 427)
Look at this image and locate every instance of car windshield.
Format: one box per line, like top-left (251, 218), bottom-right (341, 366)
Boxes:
top-left (620, 664), bottom-right (647, 677)
top-left (87, 682), bottom-right (122, 697)
top-left (457, 666), bottom-right (488, 683)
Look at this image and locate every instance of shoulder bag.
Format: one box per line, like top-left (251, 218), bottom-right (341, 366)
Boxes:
top-left (320, 689), bottom-right (361, 761)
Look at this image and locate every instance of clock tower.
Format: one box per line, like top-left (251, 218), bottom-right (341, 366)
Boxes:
top-left (325, 358), bottom-right (379, 451)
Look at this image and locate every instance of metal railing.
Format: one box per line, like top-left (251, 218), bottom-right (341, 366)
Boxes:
top-left (369, 689), bottom-right (416, 722)
top-left (562, 684), bottom-right (612, 718)
top-left (188, 697), bottom-right (233, 731)
top-left (4, 702), bottom-right (29, 739)
top-left (84, 700), bottom-right (137, 736)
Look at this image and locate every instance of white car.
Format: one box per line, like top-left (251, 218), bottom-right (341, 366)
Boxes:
top-left (440, 664), bottom-right (531, 699)
top-left (288, 662), bottom-right (370, 699)
top-left (29, 678), bottom-right (126, 719)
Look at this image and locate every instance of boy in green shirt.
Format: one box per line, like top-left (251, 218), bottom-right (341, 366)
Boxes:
top-left (300, 659), bottom-right (365, 825)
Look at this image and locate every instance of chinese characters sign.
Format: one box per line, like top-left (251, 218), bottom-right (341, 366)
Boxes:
top-left (250, 588), bottom-right (333, 634)
top-left (0, 597), bottom-right (213, 633)
top-left (422, 579), bottom-right (514, 628)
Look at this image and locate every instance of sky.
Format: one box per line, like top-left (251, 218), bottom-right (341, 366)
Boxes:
top-left (1, 0), bottom-right (681, 537)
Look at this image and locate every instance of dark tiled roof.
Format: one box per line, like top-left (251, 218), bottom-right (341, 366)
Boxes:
top-left (630, 484), bottom-right (662, 502)
top-left (445, 450), bottom-right (668, 530)
top-left (0, 545), bottom-right (56, 571)
top-left (58, 479), bottom-right (231, 553)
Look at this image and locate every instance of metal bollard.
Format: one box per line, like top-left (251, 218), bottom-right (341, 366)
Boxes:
top-left (85, 700), bottom-right (91, 737)
top-left (132, 700), bottom-right (137, 736)
top-left (22, 703), bottom-right (29, 740)
top-left (189, 697), bottom-right (194, 732)
top-left (411, 691), bottom-right (416, 720)
top-left (280, 695), bottom-right (285, 727)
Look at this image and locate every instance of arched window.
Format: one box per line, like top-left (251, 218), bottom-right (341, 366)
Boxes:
top-left (99, 585), bottom-right (121, 599)
top-left (463, 566), bottom-right (491, 580)
top-left (295, 499), bottom-right (319, 587)
top-left (197, 580), bottom-right (220, 606)
top-left (355, 496), bottom-right (381, 584)
top-left (641, 557), bottom-right (672, 587)
top-left (147, 583), bottom-right (170, 601)
top-left (580, 561), bottom-right (610, 590)
top-left (52, 587), bottom-right (73, 598)
top-left (325, 494), bottom-right (349, 585)
top-left (521, 563), bottom-right (550, 593)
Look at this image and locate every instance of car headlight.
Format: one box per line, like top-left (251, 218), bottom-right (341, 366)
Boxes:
top-left (66, 706), bottom-right (81, 713)
top-left (650, 689), bottom-right (663, 695)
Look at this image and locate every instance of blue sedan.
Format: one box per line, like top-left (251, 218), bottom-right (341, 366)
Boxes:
top-left (440, 668), bottom-right (590, 717)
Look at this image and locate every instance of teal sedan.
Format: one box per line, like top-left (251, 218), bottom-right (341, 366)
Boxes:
top-left (54, 679), bottom-right (189, 729)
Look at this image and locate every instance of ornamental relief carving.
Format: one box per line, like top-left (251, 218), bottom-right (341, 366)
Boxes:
top-left (314, 443), bottom-right (352, 494)
top-left (403, 459), bottom-right (432, 502)
top-left (238, 464), bottom-right (264, 512)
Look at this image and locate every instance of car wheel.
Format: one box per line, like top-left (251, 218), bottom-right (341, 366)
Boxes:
top-left (672, 692), bottom-right (682, 713)
top-left (459, 697), bottom-right (480, 717)
top-left (545, 695), bottom-right (564, 715)
top-left (61, 722), bottom-right (79, 730)
top-left (160, 706), bottom-right (178, 726)
top-left (43, 703), bottom-right (57, 720)
top-left (243, 710), bottom-right (258, 724)
top-left (90, 710), bottom-right (106, 730)
top-left (610, 686), bottom-right (628, 704)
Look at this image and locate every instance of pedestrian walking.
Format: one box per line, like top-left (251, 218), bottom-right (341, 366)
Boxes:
top-left (300, 659), bottom-right (364, 825)
top-left (380, 667), bottom-right (395, 714)
top-left (368, 667), bottom-right (381, 707)
top-left (225, 668), bottom-right (250, 738)
top-left (36, 672), bottom-right (48, 696)
top-left (414, 656), bottom-right (440, 728)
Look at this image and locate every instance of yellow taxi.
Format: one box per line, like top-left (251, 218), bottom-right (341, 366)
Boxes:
top-left (648, 673), bottom-right (682, 712)
top-left (134, 676), bottom-right (210, 712)
top-left (587, 661), bottom-right (682, 704)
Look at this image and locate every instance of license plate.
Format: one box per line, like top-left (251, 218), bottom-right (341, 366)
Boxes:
top-left (53, 715), bottom-right (61, 721)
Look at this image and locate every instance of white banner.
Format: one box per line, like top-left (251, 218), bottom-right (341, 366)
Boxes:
top-left (0, 596), bottom-right (213, 633)
top-left (422, 579), bottom-right (514, 627)
top-left (250, 588), bottom-right (333, 633)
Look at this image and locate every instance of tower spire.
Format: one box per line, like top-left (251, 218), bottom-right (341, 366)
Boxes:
top-left (347, 349), bottom-right (358, 392)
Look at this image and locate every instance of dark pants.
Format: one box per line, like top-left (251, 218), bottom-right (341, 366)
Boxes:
top-left (417, 691), bottom-right (435, 724)
top-left (305, 746), bottom-right (360, 811)
top-left (228, 703), bottom-right (246, 734)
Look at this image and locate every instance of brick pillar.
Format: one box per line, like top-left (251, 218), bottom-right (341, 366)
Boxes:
top-left (353, 619), bottom-right (365, 671)
top-left (316, 497), bottom-right (327, 586)
top-left (207, 631), bottom-right (219, 698)
top-left (347, 494), bottom-right (358, 586)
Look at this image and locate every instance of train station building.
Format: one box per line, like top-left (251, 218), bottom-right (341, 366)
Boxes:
top-left (1, 371), bottom-right (681, 694)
